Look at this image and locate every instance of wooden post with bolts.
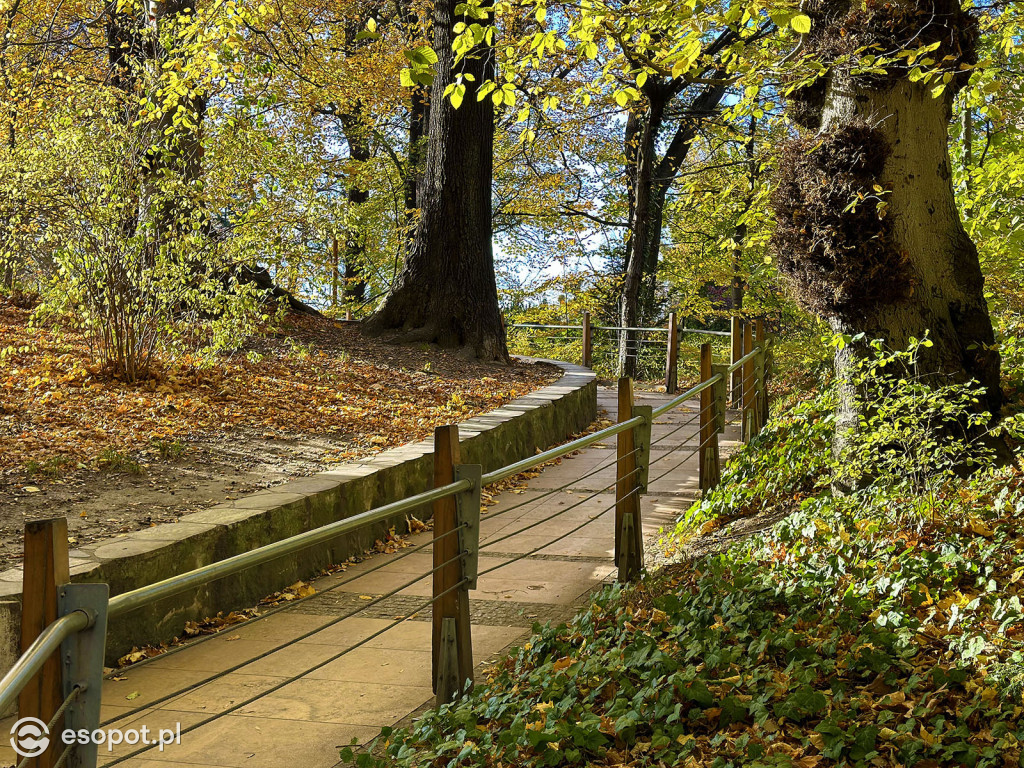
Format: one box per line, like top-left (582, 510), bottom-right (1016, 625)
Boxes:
top-left (19, 518), bottom-right (70, 768)
top-left (431, 426), bottom-right (473, 707)
top-left (615, 378), bottom-right (643, 582)
top-left (582, 311), bottom-right (592, 369)
top-left (730, 315), bottom-right (743, 407)
top-left (742, 321), bottom-right (755, 442)
top-left (698, 344), bottom-right (722, 492)
top-left (664, 312), bottom-right (679, 394)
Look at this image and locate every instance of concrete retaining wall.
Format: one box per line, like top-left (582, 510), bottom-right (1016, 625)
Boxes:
top-left (0, 360), bottom-right (596, 665)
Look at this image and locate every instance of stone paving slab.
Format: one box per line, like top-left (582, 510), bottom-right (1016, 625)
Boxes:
top-left (0, 386), bottom-right (743, 768)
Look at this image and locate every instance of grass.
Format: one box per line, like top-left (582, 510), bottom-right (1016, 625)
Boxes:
top-left (150, 438), bottom-right (185, 461)
top-left (24, 455), bottom-right (73, 478)
top-left (96, 448), bottom-right (144, 475)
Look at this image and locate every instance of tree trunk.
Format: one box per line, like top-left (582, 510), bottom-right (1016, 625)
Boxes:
top-left (618, 80), bottom-right (728, 377)
top-left (619, 102), bottom-right (663, 378)
top-left (366, 0), bottom-right (508, 361)
top-left (773, 0), bottom-right (1002, 448)
top-left (405, 87), bottom-right (428, 217)
top-left (0, 0), bottom-right (20, 289)
top-left (823, 80), bottom-right (1001, 421)
top-left (340, 109), bottom-right (370, 303)
top-left (730, 117), bottom-right (758, 313)
top-left (149, 0), bottom-right (207, 238)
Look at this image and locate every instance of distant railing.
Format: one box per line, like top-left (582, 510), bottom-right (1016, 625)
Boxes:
top-left (508, 311), bottom-right (736, 389)
top-left (0, 322), bottom-right (771, 766)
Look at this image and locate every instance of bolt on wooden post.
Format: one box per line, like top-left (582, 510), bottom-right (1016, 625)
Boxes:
top-left (698, 344), bottom-right (722, 492)
top-left (664, 312), bottom-right (679, 394)
top-left (431, 425), bottom-right (473, 707)
top-left (582, 311), bottom-right (592, 369)
top-left (615, 378), bottom-right (644, 582)
top-left (19, 518), bottom-right (71, 768)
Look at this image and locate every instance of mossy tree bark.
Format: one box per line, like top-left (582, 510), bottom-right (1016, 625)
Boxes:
top-left (773, 0), bottom-right (1002, 446)
top-left (366, 0), bottom-right (508, 362)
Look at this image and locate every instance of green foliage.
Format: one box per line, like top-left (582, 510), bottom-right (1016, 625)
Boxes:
top-left (343, 383), bottom-right (1024, 768)
top-left (831, 334), bottom-right (1015, 507)
top-left (673, 389), bottom-right (835, 539)
top-left (24, 456), bottom-right (73, 479)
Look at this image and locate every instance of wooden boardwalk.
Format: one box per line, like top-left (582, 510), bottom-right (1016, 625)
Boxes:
top-left (0, 387), bottom-right (740, 768)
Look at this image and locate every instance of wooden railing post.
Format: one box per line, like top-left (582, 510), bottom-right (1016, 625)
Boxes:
top-left (615, 378), bottom-right (644, 582)
top-left (582, 311), bottom-right (592, 369)
top-left (755, 319), bottom-right (769, 430)
top-left (742, 321), bottom-right (755, 443)
top-left (730, 315), bottom-right (743, 407)
top-left (698, 344), bottom-right (722, 492)
top-left (19, 518), bottom-right (70, 768)
top-left (664, 312), bottom-right (679, 394)
top-left (431, 425), bottom-right (473, 707)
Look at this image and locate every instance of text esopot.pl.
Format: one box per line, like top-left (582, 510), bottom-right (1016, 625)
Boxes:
top-left (10, 717), bottom-right (182, 758)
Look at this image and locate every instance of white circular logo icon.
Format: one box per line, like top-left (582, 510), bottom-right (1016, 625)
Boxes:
top-left (10, 717), bottom-right (49, 757)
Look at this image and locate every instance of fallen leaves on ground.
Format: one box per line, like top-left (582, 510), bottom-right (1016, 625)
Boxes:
top-left (0, 297), bottom-right (557, 480)
top-left (346, 400), bottom-right (1024, 768)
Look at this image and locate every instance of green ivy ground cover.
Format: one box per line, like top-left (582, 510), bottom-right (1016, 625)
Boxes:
top-left (345, 382), bottom-right (1024, 768)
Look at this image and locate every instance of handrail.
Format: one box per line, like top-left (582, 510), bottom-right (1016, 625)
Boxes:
top-left (0, 610), bottom-right (90, 714)
top-left (107, 479), bottom-right (471, 618)
top-left (727, 345), bottom-right (762, 374)
top-left (481, 415), bottom-right (646, 486)
top-left (100, 343), bottom-right (766, 618)
top-left (651, 373), bottom-right (724, 419)
top-left (510, 322), bottom-right (730, 337)
top-left (509, 324), bottom-right (579, 331)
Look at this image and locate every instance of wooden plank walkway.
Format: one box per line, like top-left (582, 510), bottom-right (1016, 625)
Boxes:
top-left (0, 387), bottom-right (741, 768)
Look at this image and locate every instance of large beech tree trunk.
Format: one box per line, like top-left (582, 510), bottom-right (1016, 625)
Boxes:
top-left (367, 0), bottom-right (508, 361)
top-left (774, 0), bottom-right (1002, 445)
top-left (825, 80), bottom-right (1000, 430)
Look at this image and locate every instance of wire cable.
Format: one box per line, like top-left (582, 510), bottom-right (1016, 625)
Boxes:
top-left (477, 485), bottom-right (642, 579)
top-left (646, 430), bottom-right (720, 487)
top-left (648, 401), bottom-right (715, 449)
top-left (102, 576), bottom-right (470, 767)
top-left (16, 686), bottom-right (81, 768)
top-left (478, 465), bottom-right (641, 552)
top-left (480, 445), bottom-right (641, 523)
top-left (100, 543), bottom-right (467, 727)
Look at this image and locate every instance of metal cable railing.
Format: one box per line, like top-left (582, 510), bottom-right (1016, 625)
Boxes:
top-left (103, 575), bottom-right (472, 766)
top-left (509, 313), bottom-right (731, 385)
top-left (478, 465), bottom-right (642, 552)
top-left (98, 526), bottom-right (469, 727)
top-left (477, 485), bottom-right (643, 578)
top-left (480, 445), bottom-right (642, 523)
top-left (106, 479), bottom-right (472, 618)
top-left (97, 523), bottom-right (465, 685)
top-left (649, 401), bottom-right (715, 449)
top-left (0, 318), bottom-right (772, 766)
